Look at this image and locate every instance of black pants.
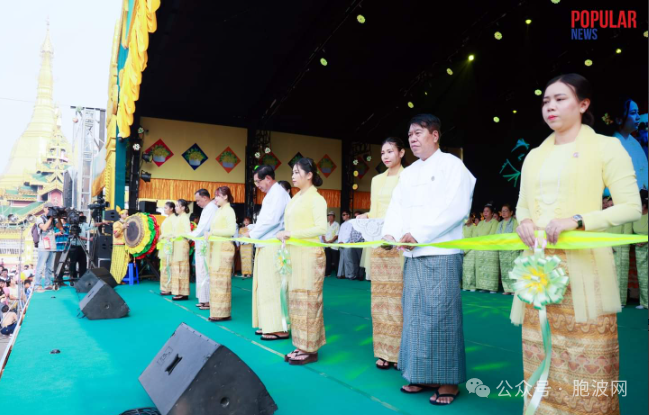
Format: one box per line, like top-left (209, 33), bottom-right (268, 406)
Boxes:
top-left (324, 248), bottom-right (340, 276)
top-left (69, 245), bottom-right (87, 280)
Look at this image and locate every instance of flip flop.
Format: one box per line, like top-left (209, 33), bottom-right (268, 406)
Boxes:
top-left (400, 384), bottom-right (439, 394)
top-left (429, 389), bottom-right (461, 406)
top-left (376, 358), bottom-right (392, 370)
top-left (255, 329), bottom-right (263, 335)
top-left (172, 295), bottom-right (188, 301)
top-left (289, 351), bottom-right (318, 365)
top-left (260, 333), bottom-right (290, 341)
top-left (284, 349), bottom-right (300, 362)
top-left (199, 306), bottom-right (210, 310)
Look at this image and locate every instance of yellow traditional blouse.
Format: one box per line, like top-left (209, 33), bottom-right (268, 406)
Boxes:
top-left (514, 124), bottom-right (641, 324)
top-left (210, 203), bottom-right (237, 237)
top-left (284, 185), bottom-right (327, 243)
top-left (633, 213), bottom-right (648, 236)
top-left (462, 224), bottom-right (475, 238)
top-left (367, 166), bottom-right (404, 219)
top-left (473, 218), bottom-right (498, 237)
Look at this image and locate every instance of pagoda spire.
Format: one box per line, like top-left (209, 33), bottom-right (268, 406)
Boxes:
top-left (0, 22), bottom-right (59, 187)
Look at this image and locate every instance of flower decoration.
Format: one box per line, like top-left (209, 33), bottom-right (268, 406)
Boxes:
top-left (255, 152), bottom-right (261, 159)
top-left (510, 249), bottom-right (568, 309)
top-left (138, 127), bottom-right (144, 134)
top-left (265, 147), bottom-right (271, 154)
top-left (317, 154), bottom-right (337, 178)
top-left (182, 144), bottom-right (208, 170)
top-left (144, 139), bottom-right (174, 167)
top-left (353, 159), bottom-right (359, 166)
top-left (216, 146), bottom-right (241, 173)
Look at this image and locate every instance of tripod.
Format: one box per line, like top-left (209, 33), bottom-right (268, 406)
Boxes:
top-left (54, 230), bottom-right (94, 288)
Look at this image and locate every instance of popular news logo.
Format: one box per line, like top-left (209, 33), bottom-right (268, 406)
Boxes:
top-left (571, 10), bottom-right (637, 40)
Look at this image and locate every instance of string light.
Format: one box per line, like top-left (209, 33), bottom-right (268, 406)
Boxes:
top-left (493, 117), bottom-right (500, 123)
top-left (551, 0), bottom-right (560, 4)
top-left (353, 171), bottom-right (359, 177)
top-left (584, 59), bottom-right (593, 66)
top-left (407, 101), bottom-right (414, 108)
top-left (320, 58), bottom-right (328, 66)
top-left (615, 48), bottom-right (622, 54)
top-left (512, 110), bottom-right (518, 114)
top-left (525, 19), bottom-right (532, 25)
top-left (357, 15), bottom-right (365, 24)
top-left (494, 31), bottom-right (503, 40)
top-left (468, 55), bottom-right (475, 61)
top-left (534, 89), bottom-right (542, 96)
top-left (447, 68), bottom-right (453, 75)
top-left (352, 184), bottom-right (358, 190)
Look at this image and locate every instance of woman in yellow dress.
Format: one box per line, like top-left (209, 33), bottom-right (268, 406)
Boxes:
top-left (238, 217), bottom-right (254, 278)
top-left (158, 202), bottom-right (176, 295)
top-left (276, 157), bottom-right (327, 365)
top-left (206, 186), bottom-right (237, 321)
top-left (110, 207), bottom-right (130, 284)
top-left (474, 203), bottom-right (499, 293)
top-left (514, 73), bottom-right (640, 415)
top-left (496, 204), bottom-right (520, 295)
top-left (358, 137), bottom-right (405, 370)
top-left (171, 199), bottom-right (192, 301)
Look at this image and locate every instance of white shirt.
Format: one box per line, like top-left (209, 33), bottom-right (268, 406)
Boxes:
top-left (321, 221), bottom-right (340, 250)
top-left (190, 201), bottom-right (219, 240)
top-left (382, 149), bottom-right (476, 257)
top-left (338, 220), bottom-right (353, 244)
top-left (249, 182), bottom-right (291, 246)
top-left (614, 132), bottom-right (648, 190)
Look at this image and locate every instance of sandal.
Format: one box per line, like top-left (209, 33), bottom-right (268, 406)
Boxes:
top-left (376, 358), bottom-right (392, 370)
top-left (401, 384), bottom-right (439, 394)
top-left (284, 349), bottom-right (300, 362)
top-left (255, 329), bottom-right (263, 335)
top-left (260, 333), bottom-right (289, 341)
top-left (289, 351), bottom-right (318, 365)
top-left (172, 295), bottom-right (188, 301)
top-left (208, 316), bottom-right (231, 322)
top-left (160, 291), bottom-right (172, 296)
top-left (199, 306), bottom-right (210, 310)
top-left (429, 389), bottom-right (460, 406)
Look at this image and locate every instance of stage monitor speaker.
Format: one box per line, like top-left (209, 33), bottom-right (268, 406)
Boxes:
top-left (139, 323), bottom-right (278, 415)
top-left (76, 268), bottom-right (117, 293)
top-left (138, 201), bottom-right (157, 214)
top-left (79, 279), bottom-right (129, 320)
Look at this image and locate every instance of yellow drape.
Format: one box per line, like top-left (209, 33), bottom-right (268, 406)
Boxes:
top-left (352, 191), bottom-right (371, 210)
top-left (139, 178), bottom-right (245, 203)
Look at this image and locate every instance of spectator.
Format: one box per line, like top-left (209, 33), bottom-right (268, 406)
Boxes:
top-left (34, 202), bottom-right (64, 291)
top-left (24, 280), bottom-right (32, 298)
top-left (1, 305), bottom-right (18, 336)
top-left (321, 211), bottom-right (340, 276)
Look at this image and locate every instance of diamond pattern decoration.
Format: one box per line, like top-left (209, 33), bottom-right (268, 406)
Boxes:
top-left (288, 152), bottom-right (304, 169)
top-left (317, 154), bottom-right (337, 178)
top-left (259, 151), bottom-right (281, 170)
top-left (144, 139), bottom-right (174, 167)
top-left (182, 143), bottom-right (208, 170)
top-left (216, 146), bottom-right (241, 173)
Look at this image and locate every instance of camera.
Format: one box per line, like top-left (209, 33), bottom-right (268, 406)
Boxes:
top-left (88, 196), bottom-right (109, 211)
top-left (46, 206), bottom-right (67, 219)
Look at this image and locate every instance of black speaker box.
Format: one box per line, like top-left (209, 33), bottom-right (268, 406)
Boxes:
top-left (95, 234), bottom-right (114, 258)
top-left (139, 201), bottom-right (158, 214)
top-left (76, 268), bottom-right (117, 293)
top-left (139, 323), bottom-right (277, 415)
top-left (79, 279), bottom-right (129, 320)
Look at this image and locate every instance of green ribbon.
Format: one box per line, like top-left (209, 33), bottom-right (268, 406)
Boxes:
top-left (156, 231), bottom-right (647, 251)
top-left (509, 248), bottom-right (569, 415)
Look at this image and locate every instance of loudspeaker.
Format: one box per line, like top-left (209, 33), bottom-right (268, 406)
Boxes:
top-left (139, 323), bottom-right (277, 415)
top-left (94, 235), bottom-right (113, 258)
top-left (79, 279), bottom-right (129, 320)
top-left (139, 201), bottom-right (157, 214)
top-left (76, 268), bottom-right (117, 293)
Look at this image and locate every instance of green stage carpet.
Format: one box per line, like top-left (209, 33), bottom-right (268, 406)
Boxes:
top-left (2, 277), bottom-right (646, 415)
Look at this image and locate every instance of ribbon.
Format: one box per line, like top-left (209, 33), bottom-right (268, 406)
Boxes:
top-left (509, 247), bottom-right (569, 415)
top-left (156, 231), bottom-right (647, 251)
top-left (163, 238), bottom-right (173, 288)
top-left (275, 242), bottom-right (292, 331)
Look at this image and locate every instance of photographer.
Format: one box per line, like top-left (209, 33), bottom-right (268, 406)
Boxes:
top-left (65, 215), bottom-right (105, 284)
top-left (34, 202), bottom-right (64, 291)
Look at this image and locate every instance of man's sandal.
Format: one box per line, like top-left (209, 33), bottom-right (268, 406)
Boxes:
top-left (400, 384), bottom-right (439, 394)
top-left (172, 295), bottom-right (188, 301)
top-left (429, 389), bottom-right (460, 406)
top-left (376, 358), bottom-right (394, 370)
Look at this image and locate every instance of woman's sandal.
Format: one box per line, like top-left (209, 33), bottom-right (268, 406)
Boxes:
top-left (160, 291), bottom-right (172, 296)
top-left (288, 351), bottom-right (318, 365)
top-left (255, 329), bottom-right (263, 335)
top-left (376, 358), bottom-right (393, 370)
top-left (429, 389), bottom-right (460, 406)
top-left (400, 384), bottom-right (439, 394)
top-left (208, 316), bottom-right (231, 322)
top-left (260, 333), bottom-right (289, 341)
top-left (284, 349), bottom-right (300, 362)
top-left (199, 306), bottom-right (210, 310)
top-left (195, 303), bottom-right (205, 308)
top-left (172, 295), bottom-right (188, 301)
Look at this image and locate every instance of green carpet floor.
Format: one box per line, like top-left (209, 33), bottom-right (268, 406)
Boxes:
top-left (1, 277), bottom-right (646, 415)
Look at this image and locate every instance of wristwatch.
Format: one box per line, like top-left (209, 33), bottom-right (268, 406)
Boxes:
top-left (572, 214), bottom-right (583, 229)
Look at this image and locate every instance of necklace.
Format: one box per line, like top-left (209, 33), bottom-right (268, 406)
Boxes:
top-left (538, 146), bottom-right (573, 205)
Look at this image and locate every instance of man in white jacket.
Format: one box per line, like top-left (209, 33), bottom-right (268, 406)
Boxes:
top-left (190, 189), bottom-right (218, 308)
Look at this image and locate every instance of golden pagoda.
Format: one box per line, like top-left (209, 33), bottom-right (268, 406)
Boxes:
top-left (0, 24), bottom-right (72, 267)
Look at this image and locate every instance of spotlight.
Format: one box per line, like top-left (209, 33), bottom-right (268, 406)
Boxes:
top-left (357, 14), bottom-right (365, 24)
top-left (353, 171), bottom-right (359, 177)
top-left (584, 59), bottom-right (593, 66)
top-left (468, 55), bottom-right (475, 61)
top-left (8, 214), bottom-right (18, 223)
top-left (366, 155), bottom-right (371, 162)
top-left (320, 58), bottom-right (328, 67)
top-left (132, 143), bottom-right (141, 151)
top-left (493, 117), bottom-right (500, 123)
top-left (447, 68), bottom-right (453, 75)
top-left (534, 89), bottom-right (542, 96)
top-left (407, 102), bottom-right (414, 109)
top-left (494, 31), bottom-right (503, 40)
top-left (615, 48), bottom-right (622, 54)
top-left (353, 159), bottom-right (359, 166)
top-left (142, 152), bottom-right (152, 163)
top-left (525, 19), bottom-right (532, 25)
top-left (141, 170), bottom-right (152, 183)
top-left (352, 184), bottom-right (358, 190)
top-left (513, 110), bottom-right (517, 114)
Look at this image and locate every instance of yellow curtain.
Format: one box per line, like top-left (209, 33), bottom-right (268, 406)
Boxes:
top-left (352, 191), bottom-right (371, 210)
top-left (256, 187), bottom-right (341, 207)
top-left (92, 170), bottom-right (106, 197)
top-left (139, 178), bottom-right (245, 203)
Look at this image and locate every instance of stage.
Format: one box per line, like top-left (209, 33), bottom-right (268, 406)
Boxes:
top-left (2, 277), bottom-right (647, 415)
